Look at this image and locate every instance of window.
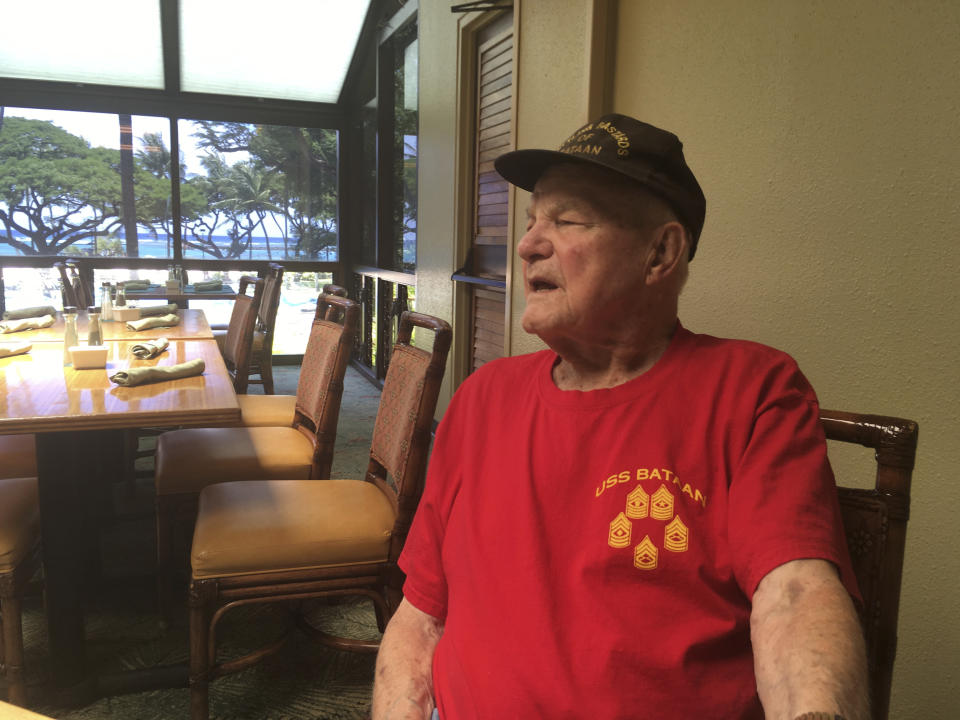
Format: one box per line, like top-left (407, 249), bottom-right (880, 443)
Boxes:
top-left (392, 21), bottom-right (419, 272)
top-left (0, 109), bottom-right (171, 258)
top-left (178, 120), bottom-right (339, 262)
top-left (0, 108), bottom-right (339, 263)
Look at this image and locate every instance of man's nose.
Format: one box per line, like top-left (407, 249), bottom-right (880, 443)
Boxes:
top-left (517, 219), bottom-right (552, 262)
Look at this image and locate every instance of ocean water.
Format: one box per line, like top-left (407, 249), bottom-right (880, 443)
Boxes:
top-left (0, 233), bottom-right (337, 261)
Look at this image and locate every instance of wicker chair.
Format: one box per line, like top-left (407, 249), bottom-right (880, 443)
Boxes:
top-left (53, 261), bottom-right (91, 309)
top-left (823, 409), bottom-right (918, 720)
top-left (215, 275), bottom-right (265, 395)
top-left (234, 283), bottom-right (348, 428)
top-left (245, 263), bottom-right (284, 394)
top-left (211, 265), bottom-right (285, 395)
top-left (0, 475), bottom-right (41, 706)
top-left (185, 311), bottom-right (451, 720)
top-left (0, 437), bottom-right (36, 482)
top-left (154, 293), bottom-right (359, 618)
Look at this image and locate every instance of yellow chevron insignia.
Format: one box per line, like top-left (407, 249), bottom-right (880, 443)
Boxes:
top-left (626, 484), bottom-right (649, 519)
top-left (634, 535), bottom-right (658, 570)
top-left (608, 512), bottom-right (632, 548)
top-left (651, 484), bottom-right (674, 521)
top-left (664, 515), bottom-right (689, 552)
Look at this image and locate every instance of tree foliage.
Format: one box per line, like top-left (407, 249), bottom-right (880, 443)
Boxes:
top-left (0, 117), bottom-right (124, 255)
top-left (191, 121), bottom-right (339, 259)
top-left (0, 115), bottom-right (340, 260)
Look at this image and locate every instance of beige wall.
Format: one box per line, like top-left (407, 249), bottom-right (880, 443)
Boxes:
top-left (613, 1), bottom-right (959, 716)
top-left (417, 0), bottom-right (958, 715)
top-left (417, 0), bottom-right (600, 407)
top-left (415, 0), bottom-right (461, 414)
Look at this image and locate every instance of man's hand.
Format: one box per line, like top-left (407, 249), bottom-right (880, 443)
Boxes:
top-left (751, 559), bottom-right (869, 720)
top-left (372, 598), bottom-right (445, 720)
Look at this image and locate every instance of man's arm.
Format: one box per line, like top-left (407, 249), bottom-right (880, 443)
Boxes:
top-left (372, 598), bottom-right (445, 720)
top-left (750, 558), bottom-right (869, 720)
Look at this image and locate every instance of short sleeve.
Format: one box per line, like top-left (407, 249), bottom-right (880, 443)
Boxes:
top-left (726, 359), bottom-right (860, 602)
top-left (398, 382), bottom-right (474, 621)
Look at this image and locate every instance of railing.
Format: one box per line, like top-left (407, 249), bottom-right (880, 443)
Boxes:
top-left (0, 256), bottom-right (339, 315)
top-left (349, 266), bottom-right (416, 386)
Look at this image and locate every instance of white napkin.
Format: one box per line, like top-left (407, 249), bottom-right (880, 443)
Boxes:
top-left (131, 337), bottom-right (170, 359)
top-left (126, 314), bottom-right (181, 331)
top-left (0, 314), bottom-right (55, 333)
top-left (0, 341), bottom-right (32, 358)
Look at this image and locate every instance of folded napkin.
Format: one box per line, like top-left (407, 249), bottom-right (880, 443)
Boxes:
top-left (0, 314), bottom-right (56, 334)
top-left (192, 280), bottom-right (223, 292)
top-left (123, 280), bottom-right (152, 291)
top-left (0, 341), bottom-right (32, 359)
top-left (130, 337), bottom-right (169, 359)
top-left (109, 358), bottom-right (205, 387)
top-left (137, 303), bottom-right (179, 317)
top-left (126, 313), bottom-right (180, 331)
top-left (2, 305), bottom-right (57, 321)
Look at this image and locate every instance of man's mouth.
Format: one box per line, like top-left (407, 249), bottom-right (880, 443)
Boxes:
top-left (530, 280), bottom-right (557, 292)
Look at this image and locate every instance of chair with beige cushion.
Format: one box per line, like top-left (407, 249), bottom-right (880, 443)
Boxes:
top-left (154, 293), bottom-right (359, 614)
top-left (235, 283), bottom-right (348, 428)
top-left (246, 263), bottom-right (284, 395)
top-left (0, 475), bottom-right (41, 706)
top-left (214, 275), bottom-right (265, 395)
top-left (186, 310), bottom-right (451, 720)
top-left (213, 265), bottom-right (284, 395)
top-left (123, 275), bottom-right (265, 487)
top-left (0, 437), bottom-right (39, 705)
top-left (0, 437), bottom-right (36, 481)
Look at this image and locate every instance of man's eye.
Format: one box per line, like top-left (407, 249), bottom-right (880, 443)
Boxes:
top-left (555, 219), bottom-right (577, 227)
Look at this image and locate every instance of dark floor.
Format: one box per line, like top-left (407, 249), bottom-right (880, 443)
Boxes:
top-left (13, 364), bottom-right (385, 719)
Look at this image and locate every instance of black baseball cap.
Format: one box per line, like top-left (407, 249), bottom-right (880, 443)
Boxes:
top-left (494, 113), bottom-right (707, 259)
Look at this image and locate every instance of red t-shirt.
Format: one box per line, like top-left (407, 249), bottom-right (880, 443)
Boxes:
top-left (400, 324), bottom-right (858, 719)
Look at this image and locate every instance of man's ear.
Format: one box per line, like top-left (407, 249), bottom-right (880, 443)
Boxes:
top-left (645, 221), bottom-right (689, 285)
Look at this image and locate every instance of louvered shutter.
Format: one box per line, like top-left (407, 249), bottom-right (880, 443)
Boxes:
top-left (466, 17), bottom-right (512, 373)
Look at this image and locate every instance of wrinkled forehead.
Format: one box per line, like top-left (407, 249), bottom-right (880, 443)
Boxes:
top-left (530, 162), bottom-right (656, 222)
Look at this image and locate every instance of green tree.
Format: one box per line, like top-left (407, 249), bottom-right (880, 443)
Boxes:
top-left (192, 121), bottom-right (339, 260)
top-left (182, 153), bottom-right (242, 259)
top-left (214, 162), bottom-right (283, 259)
top-left (136, 131), bottom-right (173, 178)
top-left (134, 132), bottom-right (203, 256)
top-left (0, 117), bottom-right (127, 255)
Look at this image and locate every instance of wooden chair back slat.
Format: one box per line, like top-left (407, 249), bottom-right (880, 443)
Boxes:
top-left (221, 275), bottom-right (264, 394)
top-left (366, 311), bottom-right (451, 559)
top-left (257, 263), bottom-right (284, 333)
top-left (53, 261), bottom-right (79, 308)
top-left (293, 293), bottom-right (360, 479)
top-left (822, 409), bottom-right (918, 720)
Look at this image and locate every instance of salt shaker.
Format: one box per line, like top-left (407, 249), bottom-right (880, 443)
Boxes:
top-left (63, 306), bottom-right (78, 366)
top-left (100, 282), bottom-right (114, 321)
top-left (87, 306), bottom-right (102, 346)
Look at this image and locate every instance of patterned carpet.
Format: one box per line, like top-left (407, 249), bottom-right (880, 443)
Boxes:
top-left (13, 365), bottom-right (385, 719)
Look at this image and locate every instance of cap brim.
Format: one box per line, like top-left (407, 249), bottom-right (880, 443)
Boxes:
top-left (495, 146), bottom-right (706, 260)
top-left (494, 149), bottom-right (600, 192)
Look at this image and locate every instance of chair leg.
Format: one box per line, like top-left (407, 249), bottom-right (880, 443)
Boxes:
top-left (188, 580), bottom-right (215, 720)
top-left (156, 497), bottom-right (175, 623)
top-left (1, 591), bottom-right (27, 706)
top-left (260, 353), bottom-right (275, 395)
top-left (123, 429), bottom-right (139, 492)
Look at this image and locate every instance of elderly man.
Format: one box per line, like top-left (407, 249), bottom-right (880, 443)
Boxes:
top-left (373, 114), bottom-right (867, 720)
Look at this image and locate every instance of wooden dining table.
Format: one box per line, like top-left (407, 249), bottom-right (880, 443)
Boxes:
top-left (123, 284), bottom-right (236, 308)
top-left (0, 316), bottom-right (238, 702)
top-left (8, 308), bottom-right (214, 342)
